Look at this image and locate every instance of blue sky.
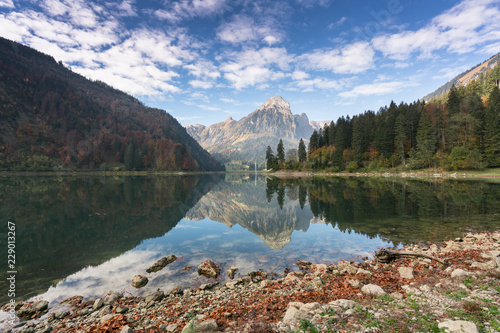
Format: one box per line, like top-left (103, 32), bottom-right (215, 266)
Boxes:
top-left (1, 0), bottom-right (500, 126)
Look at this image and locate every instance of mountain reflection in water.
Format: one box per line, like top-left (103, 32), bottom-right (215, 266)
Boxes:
top-left (0, 174), bottom-right (499, 306)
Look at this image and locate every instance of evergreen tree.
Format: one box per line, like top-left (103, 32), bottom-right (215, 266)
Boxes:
top-left (298, 139), bottom-right (307, 163)
top-left (412, 109), bottom-right (437, 168)
top-left (266, 145), bottom-right (276, 170)
top-left (483, 86), bottom-right (500, 167)
top-left (277, 139), bottom-right (285, 169)
top-left (308, 130), bottom-right (319, 156)
top-left (394, 113), bottom-right (407, 165)
top-left (446, 84), bottom-right (461, 116)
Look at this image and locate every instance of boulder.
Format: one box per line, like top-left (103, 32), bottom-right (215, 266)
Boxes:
top-left (283, 306), bottom-right (307, 322)
top-left (398, 267), bottom-right (414, 279)
top-left (146, 254), bottom-right (177, 273)
top-left (438, 320), bottom-right (478, 333)
top-left (361, 284), bottom-right (386, 296)
top-left (181, 318), bottom-right (219, 332)
top-left (103, 291), bottom-right (121, 305)
top-left (198, 260), bottom-right (221, 279)
top-left (131, 275), bottom-right (148, 288)
top-left (145, 290), bottom-right (165, 303)
top-left (92, 298), bottom-right (104, 310)
top-left (120, 325), bottom-right (134, 333)
top-left (18, 300), bottom-right (49, 318)
top-left (450, 269), bottom-right (471, 279)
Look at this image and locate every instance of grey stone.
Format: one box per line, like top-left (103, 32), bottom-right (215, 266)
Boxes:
top-left (166, 324), bottom-right (180, 332)
top-left (54, 309), bottom-right (68, 319)
top-left (197, 260), bottom-right (221, 279)
top-left (116, 306), bottom-right (128, 314)
top-left (92, 298), bottom-right (104, 310)
top-left (283, 306), bottom-right (307, 322)
top-left (181, 318), bottom-right (219, 332)
top-left (120, 325), bottom-right (134, 333)
top-left (145, 290), bottom-right (165, 303)
top-left (103, 291), bottom-right (121, 305)
top-left (146, 254), bottom-right (177, 273)
top-left (451, 269), bottom-right (471, 278)
top-left (299, 302), bottom-right (321, 312)
top-left (398, 267), bottom-right (414, 279)
top-left (438, 320), bottom-right (478, 333)
top-left (18, 300), bottom-right (49, 318)
top-left (361, 284), bottom-right (386, 296)
top-left (131, 275), bottom-right (148, 288)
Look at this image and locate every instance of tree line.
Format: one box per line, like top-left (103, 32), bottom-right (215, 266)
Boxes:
top-left (267, 64), bottom-right (500, 172)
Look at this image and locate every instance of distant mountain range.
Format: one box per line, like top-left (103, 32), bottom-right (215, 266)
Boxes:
top-left (0, 37), bottom-right (224, 171)
top-left (186, 96), bottom-right (325, 164)
top-left (423, 51), bottom-right (500, 101)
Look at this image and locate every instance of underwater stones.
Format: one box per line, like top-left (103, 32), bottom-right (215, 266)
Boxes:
top-left (198, 260), bottom-right (221, 279)
top-left (131, 275), bottom-right (148, 288)
top-left (146, 254), bottom-right (177, 273)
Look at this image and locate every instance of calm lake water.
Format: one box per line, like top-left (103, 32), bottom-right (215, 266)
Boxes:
top-left (0, 174), bottom-right (499, 308)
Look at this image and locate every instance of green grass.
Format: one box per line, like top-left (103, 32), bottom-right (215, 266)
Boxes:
top-left (446, 290), bottom-right (468, 301)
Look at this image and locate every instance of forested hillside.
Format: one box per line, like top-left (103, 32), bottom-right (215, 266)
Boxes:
top-left (0, 37), bottom-right (224, 172)
top-left (268, 64), bottom-right (500, 172)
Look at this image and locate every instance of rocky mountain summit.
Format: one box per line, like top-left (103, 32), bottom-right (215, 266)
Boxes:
top-left (186, 96), bottom-right (316, 164)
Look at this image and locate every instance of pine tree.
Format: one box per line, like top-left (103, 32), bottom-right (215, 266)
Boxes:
top-left (412, 109), bottom-right (437, 168)
top-left (308, 130), bottom-right (319, 156)
top-left (298, 139), bottom-right (307, 163)
top-left (277, 139), bottom-right (285, 169)
top-left (446, 84), bottom-right (461, 116)
top-left (266, 145), bottom-right (276, 170)
top-left (394, 113), bottom-right (407, 165)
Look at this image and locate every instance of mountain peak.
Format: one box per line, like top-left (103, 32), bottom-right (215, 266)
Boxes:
top-left (258, 96), bottom-right (291, 115)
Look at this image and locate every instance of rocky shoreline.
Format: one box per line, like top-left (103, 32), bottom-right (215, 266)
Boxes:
top-left (3, 231), bottom-right (500, 333)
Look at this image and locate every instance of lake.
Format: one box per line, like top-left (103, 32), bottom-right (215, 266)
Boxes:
top-left (1, 174), bottom-right (499, 309)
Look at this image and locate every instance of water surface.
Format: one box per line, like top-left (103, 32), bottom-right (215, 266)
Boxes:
top-left (0, 174), bottom-right (499, 307)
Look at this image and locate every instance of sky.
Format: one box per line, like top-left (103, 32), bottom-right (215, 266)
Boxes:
top-left (1, 0), bottom-right (500, 126)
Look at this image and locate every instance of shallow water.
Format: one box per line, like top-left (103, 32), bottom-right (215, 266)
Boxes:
top-left (0, 174), bottom-right (499, 307)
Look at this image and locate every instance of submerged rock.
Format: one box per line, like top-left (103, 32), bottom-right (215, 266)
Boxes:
top-left (198, 260), bottom-right (221, 279)
top-left (131, 275), bottom-right (148, 288)
top-left (146, 254), bottom-right (177, 273)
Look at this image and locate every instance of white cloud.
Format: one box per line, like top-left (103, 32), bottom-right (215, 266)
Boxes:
top-left (291, 70), bottom-right (310, 80)
top-left (299, 41), bottom-right (375, 74)
top-left (372, 0), bottom-right (500, 60)
top-left (216, 14), bottom-right (283, 45)
top-left (220, 47), bottom-right (291, 89)
top-left (189, 80), bottom-right (214, 89)
top-left (0, 0), bottom-right (14, 8)
top-left (155, 0), bottom-right (228, 22)
top-left (295, 78), bottom-right (342, 92)
top-left (339, 81), bottom-right (407, 99)
top-left (328, 16), bottom-right (348, 29)
top-left (184, 60), bottom-right (220, 79)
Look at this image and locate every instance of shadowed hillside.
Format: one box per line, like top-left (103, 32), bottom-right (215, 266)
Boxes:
top-left (0, 37), bottom-right (224, 171)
